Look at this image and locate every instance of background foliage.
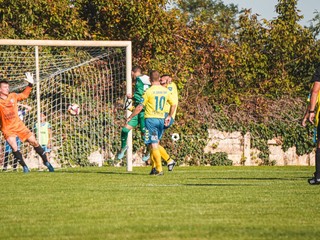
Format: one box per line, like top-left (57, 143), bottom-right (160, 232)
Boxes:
top-left (1, 0), bottom-right (320, 165)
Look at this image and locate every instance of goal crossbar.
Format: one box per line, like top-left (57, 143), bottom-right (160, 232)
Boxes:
top-left (0, 39), bottom-right (131, 47)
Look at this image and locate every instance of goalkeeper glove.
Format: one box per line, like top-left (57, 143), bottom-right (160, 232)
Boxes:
top-left (24, 72), bottom-right (34, 86)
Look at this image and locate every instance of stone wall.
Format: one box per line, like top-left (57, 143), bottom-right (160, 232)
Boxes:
top-left (204, 129), bottom-right (314, 166)
top-left (9, 128), bottom-right (314, 169)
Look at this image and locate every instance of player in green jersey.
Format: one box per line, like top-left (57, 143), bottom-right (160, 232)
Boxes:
top-left (117, 66), bottom-right (151, 161)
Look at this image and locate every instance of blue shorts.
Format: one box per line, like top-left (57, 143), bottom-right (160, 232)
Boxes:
top-left (41, 145), bottom-right (51, 153)
top-left (4, 137), bottom-right (21, 154)
top-left (164, 113), bottom-right (175, 129)
top-left (144, 118), bottom-right (165, 144)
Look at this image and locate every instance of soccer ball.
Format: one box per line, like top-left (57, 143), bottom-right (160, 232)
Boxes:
top-left (68, 103), bottom-right (80, 115)
top-left (171, 133), bottom-right (180, 142)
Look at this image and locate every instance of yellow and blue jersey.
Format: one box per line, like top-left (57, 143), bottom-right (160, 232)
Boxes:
top-left (163, 82), bottom-right (178, 119)
top-left (141, 85), bottom-right (174, 119)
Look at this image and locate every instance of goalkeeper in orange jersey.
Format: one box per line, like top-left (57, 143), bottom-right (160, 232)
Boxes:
top-left (0, 72), bottom-right (54, 173)
top-left (2, 103), bottom-right (32, 171)
top-left (126, 70), bottom-right (177, 175)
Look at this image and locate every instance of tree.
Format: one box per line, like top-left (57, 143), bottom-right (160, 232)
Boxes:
top-left (266, 0), bottom-right (316, 96)
top-left (309, 11), bottom-right (320, 38)
top-left (176, 0), bottom-right (238, 38)
top-left (0, 0), bottom-right (89, 39)
top-left (231, 9), bottom-right (269, 96)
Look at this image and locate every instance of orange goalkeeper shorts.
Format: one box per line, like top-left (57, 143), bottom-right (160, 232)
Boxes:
top-left (2, 124), bottom-right (33, 142)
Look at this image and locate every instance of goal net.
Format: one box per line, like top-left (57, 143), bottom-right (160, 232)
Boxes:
top-left (0, 40), bottom-right (133, 172)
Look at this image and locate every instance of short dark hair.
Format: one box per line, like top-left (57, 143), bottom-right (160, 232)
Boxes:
top-left (132, 66), bottom-right (142, 73)
top-left (161, 74), bottom-right (171, 78)
top-left (0, 80), bottom-right (9, 86)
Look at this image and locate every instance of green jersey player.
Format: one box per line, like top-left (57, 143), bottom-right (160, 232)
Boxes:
top-left (117, 66), bottom-right (151, 160)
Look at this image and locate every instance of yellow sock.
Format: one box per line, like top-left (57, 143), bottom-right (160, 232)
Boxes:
top-left (150, 154), bottom-right (156, 168)
top-left (159, 145), bottom-right (171, 163)
top-left (151, 147), bottom-right (162, 172)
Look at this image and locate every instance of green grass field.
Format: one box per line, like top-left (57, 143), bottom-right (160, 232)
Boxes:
top-left (0, 166), bottom-right (320, 240)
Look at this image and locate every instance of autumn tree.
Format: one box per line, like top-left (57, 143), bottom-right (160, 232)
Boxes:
top-left (0, 0), bottom-right (89, 39)
top-left (266, 0), bottom-right (316, 96)
top-left (308, 11), bottom-right (320, 38)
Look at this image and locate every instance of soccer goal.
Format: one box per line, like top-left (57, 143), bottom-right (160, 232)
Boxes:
top-left (0, 39), bottom-right (133, 171)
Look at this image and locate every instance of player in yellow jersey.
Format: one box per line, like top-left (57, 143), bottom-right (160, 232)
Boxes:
top-left (161, 74), bottom-right (178, 127)
top-left (145, 74), bottom-right (179, 173)
top-left (302, 64), bottom-right (320, 184)
top-left (126, 70), bottom-right (177, 175)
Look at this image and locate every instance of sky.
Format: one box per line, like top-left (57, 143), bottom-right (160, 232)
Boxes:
top-left (222, 0), bottom-right (319, 27)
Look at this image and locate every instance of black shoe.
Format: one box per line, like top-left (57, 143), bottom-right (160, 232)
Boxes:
top-left (308, 177), bottom-right (320, 185)
top-left (149, 168), bottom-right (156, 175)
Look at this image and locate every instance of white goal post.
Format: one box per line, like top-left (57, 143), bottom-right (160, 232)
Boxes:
top-left (0, 39), bottom-right (133, 171)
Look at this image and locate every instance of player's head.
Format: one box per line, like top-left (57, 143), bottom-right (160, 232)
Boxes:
top-left (40, 113), bottom-right (47, 122)
top-left (0, 80), bottom-right (10, 96)
top-left (162, 74), bottom-right (172, 84)
top-left (150, 70), bottom-right (160, 83)
top-left (131, 66), bottom-right (142, 80)
top-left (160, 74), bottom-right (171, 87)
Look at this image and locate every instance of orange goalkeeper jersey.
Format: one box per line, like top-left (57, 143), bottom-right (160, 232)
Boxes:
top-left (0, 86), bottom-right (32, 134)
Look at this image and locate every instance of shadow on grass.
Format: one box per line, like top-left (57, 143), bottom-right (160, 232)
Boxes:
top-left (184, 183), bottom-right (260, 186)
top-left (50, 170), bottom-right (144, 175)
top-left (183, 177), bottom-right (309, 186)
top-left (187, 177), bottom-right (307, 181)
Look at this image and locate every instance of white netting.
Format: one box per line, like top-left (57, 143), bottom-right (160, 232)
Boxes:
top-left (0, 45), bottom-right (128, 171)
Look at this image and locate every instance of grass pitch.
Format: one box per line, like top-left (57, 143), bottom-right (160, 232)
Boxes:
top-left (0, 166), bottom-right (320, 240)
